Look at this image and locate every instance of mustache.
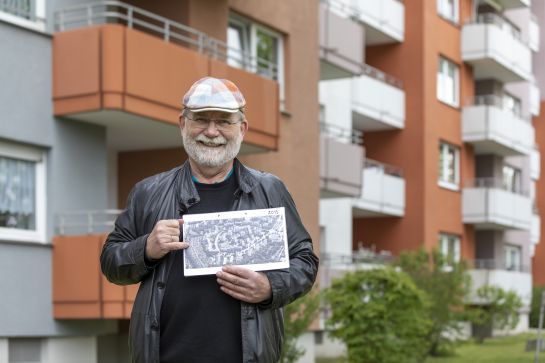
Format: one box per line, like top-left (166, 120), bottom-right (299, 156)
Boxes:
top-left (194, 134), bottom-right (227, 146)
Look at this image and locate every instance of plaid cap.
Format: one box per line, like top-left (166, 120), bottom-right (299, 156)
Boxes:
top-left (182, 77), bottom-right (246, 113)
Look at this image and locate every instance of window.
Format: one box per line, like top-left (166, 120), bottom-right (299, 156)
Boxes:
top-left (0, 0), bottom-right (45, 32)
top-left (228, 14), bottom-right (285, 107)
top-left (437, 57), bottom-right (459, 107)
top-left (502, 165), bottom-right (522, 194)
top-left (504, 244), bottom-right (521, 271)
top-left (439, 233), bottom-right (461, 263)
top-left (8, 338), bottom-right (42, 363)
top-left (0, 141), bottom-right (46, 243)
top-left (438, 142), bottom-right (460, 190)
top-left (437, 0), bottom-right (458, 23)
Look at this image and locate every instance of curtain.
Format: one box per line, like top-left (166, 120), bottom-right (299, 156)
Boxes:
top-left (0, 156), bottom-right (35, 229)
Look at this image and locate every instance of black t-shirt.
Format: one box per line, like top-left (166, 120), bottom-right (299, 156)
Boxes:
top-left (159, 172), bottom-right (242, 363)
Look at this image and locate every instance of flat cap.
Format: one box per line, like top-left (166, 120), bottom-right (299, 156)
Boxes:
top-left (182, 77), bottom-right (246, 113)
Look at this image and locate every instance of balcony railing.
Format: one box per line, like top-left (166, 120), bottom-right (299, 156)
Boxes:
top-left (320, 122), bottom-right (364, 146)
top-left (465, 177), bottom-right (528, 196)
top-left (468, 258), bottom-right (530, 273)
top-left (57, 210), bottom-right (122, 235)
top-left (54, 1), bottom-right (278, 81)
top-left (0, 0), bottom-right (39, 21)
top-left (364, 158), bottom-right (404, 178)
top-left (473, 12), bottom-right (523, 43)
top-left (470, 94), bottom-right (530, 121)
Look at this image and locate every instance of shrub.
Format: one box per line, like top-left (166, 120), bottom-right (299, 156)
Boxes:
top-left (324, 267), bottom-right (431, 363)
top-left (395, 249), bottom-right (471, 356)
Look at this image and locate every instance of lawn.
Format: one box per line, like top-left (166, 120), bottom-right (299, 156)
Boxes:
top-left (427, 333), bottom-right (545, 363)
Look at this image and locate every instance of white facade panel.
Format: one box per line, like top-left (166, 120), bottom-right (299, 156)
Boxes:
top-left (320, 198), bottom-right (354, 257)
top-left (462, 105), bottom-right (535, 156)
top-left (319, 79), bottom-right (353, 131)
top-left (351, 74), bottom-right (405, 130)
top-left (462, 188), bottom-right (532, 230)
top-left (43, 336), bottom-right (97, 363)
top-left (530, 146), bottom-right (541, 180)
top-left (462, 23), bottom-right (532, 82)
top-left (469, 269), bottom-right (532, 306)
top-left (531, 213), bottom-right (541, 245)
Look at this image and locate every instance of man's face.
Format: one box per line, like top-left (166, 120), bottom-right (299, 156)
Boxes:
top-left (180, 110), bottom-right (248, 168)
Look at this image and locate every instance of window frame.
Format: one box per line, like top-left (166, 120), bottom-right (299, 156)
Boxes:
top-left (504, 244), bottom-right (522, 272)
top-left (437, 56), bottom-right (460, 108)
top-left (437, 0), bottom-right (459, 24)
top-left (228, 13), bottom-right (285, 109)
top-left (438, 141), bottom-right (460, 191)
top-left (0, 0), bottom-right (46, 32)
top-left (439, 232), bottom-right (461, 263)
top-left (0, 141), bottom-right (47, 244)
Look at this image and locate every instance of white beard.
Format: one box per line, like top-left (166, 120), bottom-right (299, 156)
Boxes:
top-left (182, 128), bottom-right (243, 168)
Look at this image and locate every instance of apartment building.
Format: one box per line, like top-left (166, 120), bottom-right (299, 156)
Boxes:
top-left (318, 0), bottom-right (542, 351)
top-left (0, 0), bottom-right (319, 361)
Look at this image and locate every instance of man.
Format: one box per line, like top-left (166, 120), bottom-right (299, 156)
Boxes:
top-left (100, 77), bottom-right (319, 363)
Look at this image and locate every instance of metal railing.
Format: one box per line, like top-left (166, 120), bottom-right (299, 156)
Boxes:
top-left (54, 1), bottom-right (278, 81)
top-left (0, 0), bottom-right (40, 22)
top-left (465, 177), bottom-right (528, 196)
top-left (321, 0), bottom-right (404, 31)
top-left (469, 94), bottom-right (530, 122)
top-left (57, 209), bottom-right (122, 235)
top-left (468, 258), bottom-right (530, 273)
top-left (472, 12), bottom-right (524, 43)
top-left (320, 122), bottom-right (364, 145)
top-left (364, 158), bottom-right (404, 178)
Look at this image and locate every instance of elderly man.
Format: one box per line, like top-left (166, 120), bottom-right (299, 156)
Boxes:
top-left (101, 77), bottom-right (319, 363)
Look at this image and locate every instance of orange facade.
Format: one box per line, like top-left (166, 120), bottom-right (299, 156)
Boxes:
top-left (353, 0), bottom-right (475, 259)
top-left (533, 102), bottom-right (545, 285)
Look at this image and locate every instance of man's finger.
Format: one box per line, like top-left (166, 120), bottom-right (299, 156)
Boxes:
top-left (165, 242), bottom-right (189, 250)
top-left (161, 219), bottom-right (183, 228)
top-left (222, 265), bottom-right (253, 278)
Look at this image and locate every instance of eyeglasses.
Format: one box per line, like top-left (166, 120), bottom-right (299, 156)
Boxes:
top-left (184, 113), bottom-right (243, 131)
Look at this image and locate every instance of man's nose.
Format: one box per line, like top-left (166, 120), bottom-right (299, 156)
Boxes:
top-left (203, 120), bottom-right (220, 136)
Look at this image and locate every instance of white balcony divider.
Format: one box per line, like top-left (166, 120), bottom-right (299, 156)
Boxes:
top-left (352, 159), bottom-right (405, 217)
top-left (462, 95), bottom-right (535, 156)
top-left (504, 80), bottom-right (541, 117)
top-left (321, 0), bottom-right (404, 44)
top-left (531, 211), bottom-right (541, 245)
top-left (462, 177), bottom-right (532, 230)
top-left (531, 145), bottom-right (541, 180)
top-left (530, 82), bottom-right (541, 116)
top-left (462, 13), bottom-right (532, 82)
top-left (529, 13), bottom-right (540, 52)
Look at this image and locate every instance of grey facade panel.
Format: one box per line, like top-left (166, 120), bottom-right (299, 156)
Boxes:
top-left (0, 243), bottom-right (117, 337)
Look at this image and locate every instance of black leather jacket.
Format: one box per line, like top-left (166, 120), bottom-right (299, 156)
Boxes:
top-left (100, 159), bottom-right (319, 363)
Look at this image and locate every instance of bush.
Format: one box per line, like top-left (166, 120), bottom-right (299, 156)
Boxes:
top-left (395, 249), bottom-right (471, 356)
top-left (469, 285), bottom-right (523, 344)
top-left (530, 285), bottom-right (545, 328)
top-left (280, 291), bottom-right (321, 363)
top-left (324, 267), bottom-right (431, 363)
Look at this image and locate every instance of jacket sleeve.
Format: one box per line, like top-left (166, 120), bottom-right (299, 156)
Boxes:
top-left (100, 185), bottom-right (155, 285)
top-left (260, 180), bottom-right (319, 309)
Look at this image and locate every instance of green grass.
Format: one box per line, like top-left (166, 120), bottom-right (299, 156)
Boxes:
top-left (427, 333), bottom-right (545, 363)
top-left (316, 334), bottom-right (545, 363)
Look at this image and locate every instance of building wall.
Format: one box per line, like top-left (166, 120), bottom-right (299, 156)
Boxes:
top-left (353, 0), bottom-right (475, 258)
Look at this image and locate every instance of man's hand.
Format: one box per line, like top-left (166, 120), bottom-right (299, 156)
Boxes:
top-left (145, 219), bottom-right (188, 260)
top-left (216, 266), bottom-right (272, 303)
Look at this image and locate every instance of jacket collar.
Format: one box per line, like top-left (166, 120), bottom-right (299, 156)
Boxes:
top-left (178, 158), bottom-right (258, 210)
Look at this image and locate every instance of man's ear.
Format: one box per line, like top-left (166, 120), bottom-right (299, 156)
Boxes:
top-left (178, 113), bottom-right (186, 131)
top-left (240, 118), bottom-right (249, 137)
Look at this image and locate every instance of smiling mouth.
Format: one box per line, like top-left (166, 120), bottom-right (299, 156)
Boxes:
top-left (198, 141), bottom-right (225, 147)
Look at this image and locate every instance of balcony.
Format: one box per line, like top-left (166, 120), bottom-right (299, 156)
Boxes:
top-left (320, 123), bottom-right (364, 198)
top-left (53, 2), bottom-right (279, 152)
top-left (462, 13), bottom-right (532, 83)
top-left (320, 67), bottom-right (405, 132)
top-left (462, 95), bottom-right (535, 156)
top-left (531, 145), bottom-right (540, 180)
top-left (319, 3), bottom-right (364, 80)
top-left (53, 210), bottom-right (137, 319)
top-left (352, 159), bottom-right (405, 217)
top-left (468, 260), bottom-right (532, 306)
top-left (322, 0), bottom-right (404, 44)
top-left (462, 178), bottom-right (532, 230)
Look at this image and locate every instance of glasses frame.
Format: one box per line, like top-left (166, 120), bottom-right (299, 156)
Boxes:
top-left (182, 110), bottom-right (245, 131)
